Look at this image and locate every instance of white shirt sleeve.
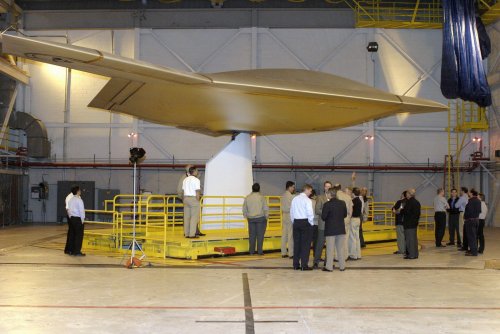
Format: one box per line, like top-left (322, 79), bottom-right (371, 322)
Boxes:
top-left (79, 199), bottom-right (85, 221)
top-left (306, 199), bottom-right (314, 225)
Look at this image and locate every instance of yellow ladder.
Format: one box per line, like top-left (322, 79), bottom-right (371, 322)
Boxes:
top-left (446, 100), bottom-right (489, 196)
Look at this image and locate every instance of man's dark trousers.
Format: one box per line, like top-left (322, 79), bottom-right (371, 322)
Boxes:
top-left (69, 216), bottom-right (85, 254)
top-left (434, 212), bottom-right (446, 246)
top-left (462, 224), bottom-right (469, 250)
top-left (465, 219), bottom-right (479, 256)
top-left (404, 228), bottom-right (418, 258)
top-left (478, 219), bottom-right (485, 253)
top-left (64, 215), bottom-right (74, 254)
top-left (448, 213), bottom-right (460, 245)
top-left (293, 219), bottom-right (313, 269)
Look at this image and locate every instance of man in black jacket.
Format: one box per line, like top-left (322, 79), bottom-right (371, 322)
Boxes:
top-left (402, 189), bottom-right (421, 259)
top-left (321, 189), bottom-right (348, 272)
top-left (464, 189), bottom-right (481, 256)
top-left (392, 191), bottom-right (407, 255)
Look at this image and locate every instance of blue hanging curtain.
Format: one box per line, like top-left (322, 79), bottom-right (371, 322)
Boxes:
top-left (440, 0), bottom-right (492, 107)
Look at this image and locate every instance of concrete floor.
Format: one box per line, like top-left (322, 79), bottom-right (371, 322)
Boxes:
top-left (0, 225), bottom-right (499, 334)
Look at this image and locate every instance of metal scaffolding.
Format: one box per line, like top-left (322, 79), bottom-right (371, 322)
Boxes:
top-left (348, 0), bottom-right (499, 29)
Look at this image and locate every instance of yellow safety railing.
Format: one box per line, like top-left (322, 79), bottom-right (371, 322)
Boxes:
top-left (199, 196), bottom-right (247, 232)
top-left (266, 196), bottom-right (282, 231)
top-left (84, 209), bottom-right (119, 243)
top-left (354, 0), bottom-right (443, 29)
top-left (367, 201), bottom-right (434, 231)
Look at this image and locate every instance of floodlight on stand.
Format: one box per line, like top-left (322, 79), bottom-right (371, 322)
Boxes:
top-left (129, 147), bottom-right (146, 164)
top-left (366, 42), bottom-right (379, 52)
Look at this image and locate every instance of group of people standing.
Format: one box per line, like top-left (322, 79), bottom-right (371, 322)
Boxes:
top-left (434, 187), bottom-right (488, 256)
top-left (391, 189), bottom-right (421, 259)
top-left (279, 180), bottom-right (369, 271)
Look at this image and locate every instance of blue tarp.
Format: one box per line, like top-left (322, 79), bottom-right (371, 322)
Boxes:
top-left (440, 0), bottom-right (492, 107)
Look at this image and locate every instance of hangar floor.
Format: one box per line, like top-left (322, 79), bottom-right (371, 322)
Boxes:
top-left (0, 225), bottom-right (499, 334)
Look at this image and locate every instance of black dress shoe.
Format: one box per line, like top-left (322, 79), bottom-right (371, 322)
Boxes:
top-left (196, 233), bottom-right (206, 236)
top-left (73, 253), bottom-right (86, 256)
top-left (436, 244), bottom-right (446, 248)
top-left (339, 268), bottom-right (346, 272)
top-left (322, 268), bottom-right (333, 272)
top-left (289, 256), bottom-right (294, 259)
top-left (465, 253), bottom-right (477, 256)
top-left (313, 263), bottom-right (319, 269)
top-left (406, 257), bottom-right (417, 259)
top-left (301, 267), bottom-right (313, 271)
top-left (404, 256), bottom-right (409, 259)
top-left (446, 242), bottom-right (454, 246)
top-left (293, 266), bottom-right (300, 270)
top-left (478, 250), bottom-right (484, 254)
top-left (393, 251), bottom-right (401, 254)
top-left (282, 255), bottom-right (288, 258)
top-left (458, 248), bottom-right (467, 251)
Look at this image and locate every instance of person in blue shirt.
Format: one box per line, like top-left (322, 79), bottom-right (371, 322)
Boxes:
top-left (446, 188), bottom-right (461, 246)
top-left (455, 187), bottom-right (469, 251)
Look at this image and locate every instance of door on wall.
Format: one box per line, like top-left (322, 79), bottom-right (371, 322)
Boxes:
top-left (57, 181), bottom-right (95, 223)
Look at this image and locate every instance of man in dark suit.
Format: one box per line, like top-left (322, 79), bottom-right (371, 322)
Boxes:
top-left (401, 188), bottom-right (421, 259)
top-left (321, 189), bottom-right (348, 272)
top-left (464, 189), bottom-right (482, 256)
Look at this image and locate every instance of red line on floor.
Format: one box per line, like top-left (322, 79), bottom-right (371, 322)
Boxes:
top-left (0, 305), bottom-right (499, 311)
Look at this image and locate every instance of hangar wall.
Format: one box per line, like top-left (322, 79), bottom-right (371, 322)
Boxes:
top-left (17, 27), bottom-right (486, 223)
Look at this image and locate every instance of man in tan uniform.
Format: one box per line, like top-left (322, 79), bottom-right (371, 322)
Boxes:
top-left (182, 167), bottom-right (201, 238)
top-left (281, 181), bottom-right (295, 258)
top-left (243, 183), bottom-right (269, 255)
top-left (333, 184), bottom-right (353, 260)
top-left (177, 165), bottom-right (204, 236)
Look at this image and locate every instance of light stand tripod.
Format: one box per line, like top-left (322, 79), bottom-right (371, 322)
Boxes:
top-left (124, 147), bottom-right (147, 269)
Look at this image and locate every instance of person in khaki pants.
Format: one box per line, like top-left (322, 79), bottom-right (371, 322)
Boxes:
top-left (182, 167), bottom-right (201, 238)
top-left (321, 189), bottom-right (347, 272)
top-left (281, 181), bottom-right (295, 258)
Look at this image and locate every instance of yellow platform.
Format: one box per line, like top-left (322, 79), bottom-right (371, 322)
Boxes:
top-left (83, 195), bottom-right (434, 260)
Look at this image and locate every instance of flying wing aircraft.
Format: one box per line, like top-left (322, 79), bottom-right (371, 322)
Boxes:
top-left (1, 34), bottom-right (448, 136)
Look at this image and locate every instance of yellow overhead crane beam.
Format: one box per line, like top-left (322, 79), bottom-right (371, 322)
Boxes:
top-left (348, 0), bottom-right (499, 29)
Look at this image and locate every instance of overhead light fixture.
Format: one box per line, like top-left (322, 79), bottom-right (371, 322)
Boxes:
top-left (366, 42), bottom-right (379, 53)
top-left (128, 132), bottom-right (138, 138)
top-left (364, 135), bottom-right (374, 141)
top-left (472, 137), bottom-right (482, 142)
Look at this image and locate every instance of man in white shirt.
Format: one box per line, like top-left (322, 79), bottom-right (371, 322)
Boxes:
top-left (67, 186), bottom-right (86, 256)
top-left (64, 190), bottom-right (75, 255)
top-left (434, 188), bottom-right (450, 247)
top-left (456, 187), bottom-right (469, 251)
top-left (182, 166), bottom-right (201, 238)
top-left (290, 184), bottom-right (314, 270)
top-left (478, 193), bottom-right (488, 254)
top-left (177, 164), bottom-right (205, 237)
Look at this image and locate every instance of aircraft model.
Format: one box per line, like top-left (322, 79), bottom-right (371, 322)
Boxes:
top-left (1, 34), bottom-right (448, 136)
